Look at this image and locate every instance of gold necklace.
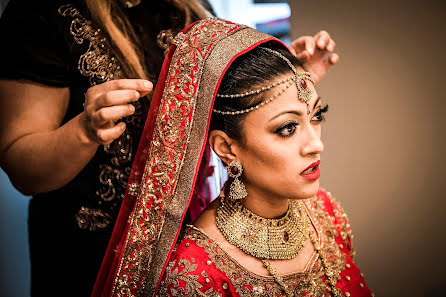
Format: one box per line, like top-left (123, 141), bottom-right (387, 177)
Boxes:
top-left (262, 230), bottom-right (342, 297)
top-left (216, 195), bottom-right (342, 297)
top-left (216, 197), bottom-right (310, 260)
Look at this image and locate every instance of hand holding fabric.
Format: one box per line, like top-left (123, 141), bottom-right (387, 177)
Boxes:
top-left (80, 79), bottom-right (153, 145)
top-left (289, 30), bottom-right (339, 83)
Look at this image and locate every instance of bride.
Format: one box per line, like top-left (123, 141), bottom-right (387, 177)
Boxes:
top-left (92, 18), bottom-right (372, 297)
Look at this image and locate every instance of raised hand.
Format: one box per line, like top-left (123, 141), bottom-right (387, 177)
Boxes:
top-left (289, 30), bottom-right (339, 83)
top-left (81, 79), bottom-right (153, 145)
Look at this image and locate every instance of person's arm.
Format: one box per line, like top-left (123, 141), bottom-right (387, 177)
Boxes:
top-left (0, 78), bottom-right (152, 195)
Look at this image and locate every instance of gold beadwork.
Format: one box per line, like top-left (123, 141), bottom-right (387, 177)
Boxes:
top-left (217, 76), bottom-right (295, 98)
top-left (346, 276), bottom-right (351, 281)
top-left (309, 230), bottom-right (342, 297)
top-left (213, 48), bottom-right (315, 116)
top-left (262, 259), bottom-right (294, 297)
top-left (216, 198), bottom-right (310, 260)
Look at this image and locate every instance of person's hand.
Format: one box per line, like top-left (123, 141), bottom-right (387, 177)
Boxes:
top-left (80, 79), bottom-right (153, 145)
top-left (289, 30), bottom-right (339, 83)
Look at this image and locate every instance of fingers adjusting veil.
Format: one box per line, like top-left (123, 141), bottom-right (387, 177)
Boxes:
top-left (92, 18), bottom-right (285, 297)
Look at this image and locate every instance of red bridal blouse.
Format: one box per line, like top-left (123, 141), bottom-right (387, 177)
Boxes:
top-left (159, 189), bottom-right (373, 297)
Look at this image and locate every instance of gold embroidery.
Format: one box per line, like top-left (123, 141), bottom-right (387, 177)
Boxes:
top-left (59, 5), bottom-right (147, 230)
top-left (183, 227), bottom-right (326, 297)
top-left (159, 258), bottom-right (223, 297)
top-left (161, 258), bottom-right (201, 296)
top-left (303, 194), bottom-right (347, 294)
top-left (58, 5), bottom-right (125, 85)
top-left (75, 207), bottom-right (112, 231)
top-left (112, 19), bottom-right (244, 296)
top-left (146, 25), bottom-right (274, 297)
top-left (327, 192), bottom-right (356, 260)
top-left (160, 192), bottom-right (347, 297)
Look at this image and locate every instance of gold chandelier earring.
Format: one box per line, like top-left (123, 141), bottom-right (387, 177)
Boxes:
top-left (227, 160), bottom-right (248, 200)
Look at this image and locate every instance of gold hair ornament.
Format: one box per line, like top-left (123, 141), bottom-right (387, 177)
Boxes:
top-left (213, 47), bottom-right (315, 115)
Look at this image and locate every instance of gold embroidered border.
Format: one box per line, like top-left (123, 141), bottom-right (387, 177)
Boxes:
top-left (111, 19), bottom-right (253, 297)
top-left (144, 25), bottom-right (275, 296)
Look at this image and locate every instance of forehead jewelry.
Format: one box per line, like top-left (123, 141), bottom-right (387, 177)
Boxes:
top-left (213, 47), bottom-right (315, 115)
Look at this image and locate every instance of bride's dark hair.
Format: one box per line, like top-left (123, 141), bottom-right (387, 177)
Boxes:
top-left (210, 42), bottom-right (303, 140)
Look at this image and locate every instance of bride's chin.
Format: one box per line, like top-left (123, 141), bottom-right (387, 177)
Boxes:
top-left (293, 181), bottom-right (320, 200)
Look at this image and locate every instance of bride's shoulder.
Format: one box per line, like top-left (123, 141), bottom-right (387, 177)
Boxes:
top-left (170, 225), bottom-right (212, 258)
top-left (311, 188), bottom-right (347, 219)
top-left (159, 226), bottom-right (230, 295)
top-left (305, 188), bottom-right (356, 259)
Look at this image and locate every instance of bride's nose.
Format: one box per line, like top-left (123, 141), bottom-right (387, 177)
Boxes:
top-left (300, 126), bottom-right (324, 156)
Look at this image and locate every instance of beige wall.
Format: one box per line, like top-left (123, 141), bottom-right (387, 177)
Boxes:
top-left (289, 0), bottom-right (446, 296)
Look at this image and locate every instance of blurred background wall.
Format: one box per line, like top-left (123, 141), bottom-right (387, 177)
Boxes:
top-left (1, 0), bottom-right (445, 296)
top-left (288, 0), bottom-right (446, 296)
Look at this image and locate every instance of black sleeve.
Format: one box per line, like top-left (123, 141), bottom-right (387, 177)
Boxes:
top-left (0, 0), bottom-right (73, 87)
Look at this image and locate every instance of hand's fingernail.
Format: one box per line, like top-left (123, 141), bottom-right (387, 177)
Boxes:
top-left (135, 91), bottom-right (140, 98)
top-left (144, 81), bottom-right (153, 89)
top-left (130, 105), bottom-right (135, 112)
top-left (308, 46), bottom-right (314, 54)
top-left (318, 40), bottom-right (325, 47)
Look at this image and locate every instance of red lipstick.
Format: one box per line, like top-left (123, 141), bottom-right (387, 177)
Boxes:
top-left (300, 160), bottom-right (320, 181)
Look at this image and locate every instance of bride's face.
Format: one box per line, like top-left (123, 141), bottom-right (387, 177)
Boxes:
top-left (235, 74), bottom-right (325, 201)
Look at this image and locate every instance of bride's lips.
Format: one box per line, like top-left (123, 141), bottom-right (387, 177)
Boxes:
top-left (300, 160), bottom-right (320, 181)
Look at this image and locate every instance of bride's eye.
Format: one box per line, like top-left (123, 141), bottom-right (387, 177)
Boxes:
top-left (311, 104), bottom-right (329, 123)
top-left (275, 122), bottom-right (299, 137)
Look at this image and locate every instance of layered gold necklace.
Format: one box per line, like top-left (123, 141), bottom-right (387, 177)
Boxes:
top-left (215, 195), bottom-right (342, 297)
top-left (216, 198), bottom-right (311, 260)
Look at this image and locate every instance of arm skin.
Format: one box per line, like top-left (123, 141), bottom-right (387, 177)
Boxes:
top-left (0, 79), bottom-right (99, 195)
top-left (0, 78), bottom-right (152, 196)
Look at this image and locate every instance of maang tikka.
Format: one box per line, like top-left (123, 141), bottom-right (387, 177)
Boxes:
top-left (213, 47), bottom-right (315, 116)
top-left (227, 160), bottom-right (248, 200)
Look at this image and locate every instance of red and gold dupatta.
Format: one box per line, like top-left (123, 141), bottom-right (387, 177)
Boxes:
top-left (91, 18), bottom-right (283, 297)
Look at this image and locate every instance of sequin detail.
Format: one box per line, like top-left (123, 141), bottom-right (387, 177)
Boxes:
top-left (111, 19), bottom-right (243, 296)
top-left (59, 5), bottom-right (146, 230)
top-left (160, 193), bottom-right (348, 296)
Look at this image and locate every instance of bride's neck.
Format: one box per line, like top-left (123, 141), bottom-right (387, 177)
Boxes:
top-left (241, 189), bottom-right (289, 219)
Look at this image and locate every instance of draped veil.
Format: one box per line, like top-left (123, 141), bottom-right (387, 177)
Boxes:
top-left (91, 18), bottom-right (285, 297)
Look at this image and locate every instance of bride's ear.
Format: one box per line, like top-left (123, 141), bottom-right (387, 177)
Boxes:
top-left (208, 130), bottom-right (237, 165)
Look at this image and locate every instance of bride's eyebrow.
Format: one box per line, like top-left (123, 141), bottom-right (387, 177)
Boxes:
top-left (268, 96), bottom-right (321, 122)
top-left (312, 96), bottom-right (322, 111)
